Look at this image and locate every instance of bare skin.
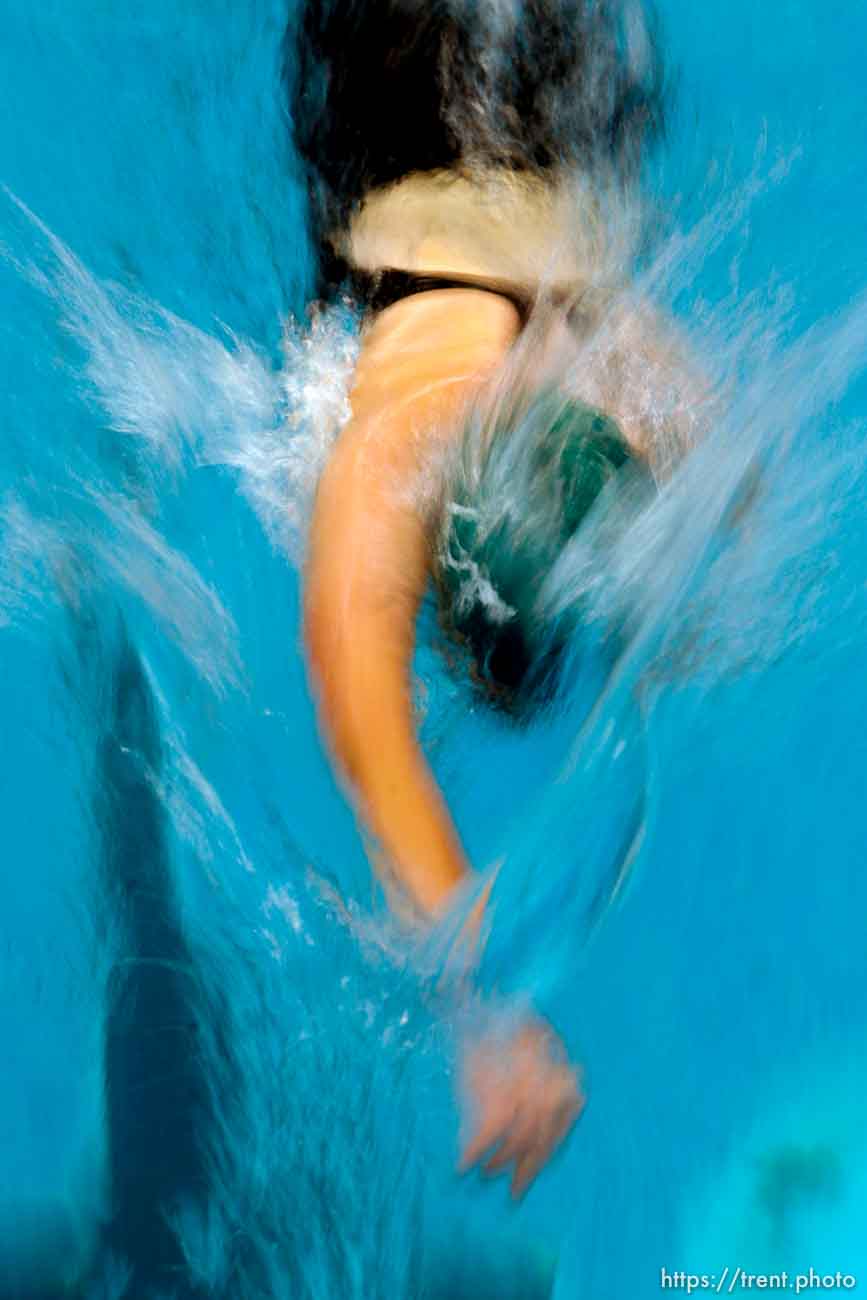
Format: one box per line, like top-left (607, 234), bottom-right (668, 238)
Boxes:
top-left (305, 289), bottom-right (516, 911)
top-left (304, 287), bottom-right (586, 1195)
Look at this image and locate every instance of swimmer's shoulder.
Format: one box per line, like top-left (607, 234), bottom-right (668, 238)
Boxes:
top-left (349, 289), bottom-right (521, 426)
top-left (361, 286), bottom-right (521, 355)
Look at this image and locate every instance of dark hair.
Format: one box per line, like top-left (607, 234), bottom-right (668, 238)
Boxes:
top-left (285, 0), bottom-right (667, 283)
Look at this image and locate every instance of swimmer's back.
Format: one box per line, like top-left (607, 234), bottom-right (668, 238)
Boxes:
top-left (287, 0), bottom-right (666, 296)
top-left (348, 287), bottom-right (521, 440)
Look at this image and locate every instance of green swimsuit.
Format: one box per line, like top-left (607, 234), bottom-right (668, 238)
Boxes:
top-left (436, 390), bottom-right (650, 713)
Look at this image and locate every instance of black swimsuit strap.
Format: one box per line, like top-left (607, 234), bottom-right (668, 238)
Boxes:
top-left (350, 266), bottom-right (538, 327)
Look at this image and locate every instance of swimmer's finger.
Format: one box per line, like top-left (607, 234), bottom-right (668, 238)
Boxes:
top-left (482, 1140), bottom-right (519, 1176)
top-left (543, 1081), bottom-right (586, 1158)
top-left (509, 1089), bottom-right (586, 1198)
top-left (511, 1146), bottom-right (547, 1200)
top-left (459, 1096), bottom-right (517, 1171)
top-left (460, 1127), bottom-right (506, 1172)
top-left (558, 1075), bottom-right (587, 1130)
top-left (508, 1116), bottom-right (566, 1199)
top-left (485, 1082), bottom-right (575, 1179)
top-left (482, 1108), bottom-right (536, 1175)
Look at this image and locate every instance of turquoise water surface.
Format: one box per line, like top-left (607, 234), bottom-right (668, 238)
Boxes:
top-left (1, 3), bottom-right (866, 1297)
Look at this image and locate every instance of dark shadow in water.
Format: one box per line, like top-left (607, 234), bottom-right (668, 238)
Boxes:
top-left (0, 630), bottom-right (213, 1300)
top-left (94, 633), bottom-right (211, 1299)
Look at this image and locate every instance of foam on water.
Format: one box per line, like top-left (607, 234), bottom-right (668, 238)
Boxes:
top-left (1, 2), bottom-right (867, 1297)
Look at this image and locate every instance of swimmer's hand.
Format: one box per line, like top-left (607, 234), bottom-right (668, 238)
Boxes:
top-left (459, 1018), bottom-right (584, 1198)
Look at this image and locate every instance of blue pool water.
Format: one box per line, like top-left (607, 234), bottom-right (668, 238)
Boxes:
top-left (1, 3), bottom-right (867, 1297)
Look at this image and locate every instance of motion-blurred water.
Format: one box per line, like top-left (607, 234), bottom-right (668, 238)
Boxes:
top-left (1, 2), bottom-right (866, 1297)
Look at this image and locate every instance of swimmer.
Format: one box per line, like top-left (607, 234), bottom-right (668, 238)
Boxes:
top-left (287, 0), bottom-right (695, 1196)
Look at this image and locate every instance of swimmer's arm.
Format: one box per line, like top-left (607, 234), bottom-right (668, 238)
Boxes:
top-left (305, 444), bottom-right (463, 914)
top-left (306, 291), bottom-right (585, 1199)
top-left (304, 291), bottom-right (521, 917)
